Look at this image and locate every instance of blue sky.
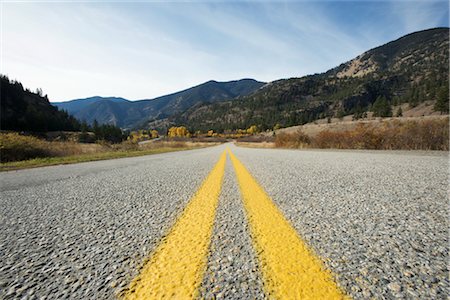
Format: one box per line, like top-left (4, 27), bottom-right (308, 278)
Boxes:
top-left (2, 1), bottom-right (448, 102)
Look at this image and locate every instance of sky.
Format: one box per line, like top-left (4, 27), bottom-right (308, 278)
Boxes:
top-left (1, 1), bottom-right (449, 102)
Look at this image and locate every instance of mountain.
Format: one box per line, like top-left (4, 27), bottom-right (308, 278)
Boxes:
top-left (1, 75), bottom-right (82, 132)
top-left (55, 97), bottom-right (137, 127)
top-left (53, 96), bottom-right (130, 115)
top-left (54, 79), bottom-right (265, 129)
top-left (168, 28), bottom-right (449, 132)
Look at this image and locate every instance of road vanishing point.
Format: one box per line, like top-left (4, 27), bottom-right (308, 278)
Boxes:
top-left (0, 143), bottom-right (448, 299)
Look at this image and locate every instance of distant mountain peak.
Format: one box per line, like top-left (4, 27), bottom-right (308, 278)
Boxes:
top-left (54, 79), bottom-right (265, 129)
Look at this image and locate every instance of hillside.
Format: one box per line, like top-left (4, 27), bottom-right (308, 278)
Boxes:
top-left (54, 79), bottom-right (265, 129)
top-left (1, 75), bottom-right (81, 132)
top-left (56, 97), bottom-right (140, 129)
top-left (54, 96), bottom-right (131, 115)
top-left (169, 28), bottom-right (449, 132)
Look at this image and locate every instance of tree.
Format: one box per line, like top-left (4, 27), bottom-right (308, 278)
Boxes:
top-left (81, 121), bottom-right (89, 133)
top-left (372, 96), bottom-right (392, 117)
top-left (408, 85), bottom-right (419, 107)
top-left (36, 88), bottom-right (43, 97)
top-left (176, 126), bottom-right (188, 137)
top-left (395, 106), bottom-right (403, 117)
top-left (168, 127), bottom-right (176, 137)
top-left (434, 85), bottom-right (449, 114)
top-left (78, 121), bottom-right (90, 143)
top-left (352, 105), bottom-right (364, 120)
top-left (392, 96), bottom-right (401, 106)
top-left (168, 126), bottom-right (189, 137)
top-left (246, 125), bottom-right (258, 135)
top-left (336, 108), bottom-right (345, 120)
top-left (1, 75), bottom-right (82, 132)
top-left (150, 130), bottom-right (159, 139)
top-left (93, 120), bottom-right (100, 137)
top-left (90, 120), bottom-right (124, 143)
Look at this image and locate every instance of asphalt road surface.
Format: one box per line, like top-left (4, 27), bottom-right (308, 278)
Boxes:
top-left (0, 143), bottom-right (448, 299)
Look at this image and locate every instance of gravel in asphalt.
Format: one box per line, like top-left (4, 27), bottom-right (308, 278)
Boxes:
top-left (0, 147), bottom-right (224, 299)
top-left (1, 144), bottom-right (448, 299)
top-left (229, 144), bottom-right (449, 299)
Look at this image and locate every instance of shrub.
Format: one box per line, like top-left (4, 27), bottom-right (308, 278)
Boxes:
top-left (0, 133), bottom-right (50, 161)
top-left (238, 135), bottom-right (274, 143)
top-left (274, 118), bottom-right (449, 151)
top-left (312, 118), bottom-right (449, 150)
top-left (0, 132), bottom-right (103, 162)
top-left (275, 130), bottom-right (310, 148)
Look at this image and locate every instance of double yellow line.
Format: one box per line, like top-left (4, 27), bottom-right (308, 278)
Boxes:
top-left (123, 149), bottom-right (346, 299)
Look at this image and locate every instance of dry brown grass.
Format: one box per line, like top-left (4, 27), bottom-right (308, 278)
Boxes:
top-left (139, 140), bottom-right (221, 149)
top-left (274, 130), bottom-right (311, 148)
top-left (0, 132), bottom-right (215, 165)
top-left (273, 114), bottom-right (448, 138)
top-left (235, 142), bottom-right (276, 148)
top-left (163, 136), bottom-right (229, 143)
top-left (0, 133), bottom-right (110, 162)
top-left (237, 135), bottom-right (275, 143)
top-left (274, 117), bottom-right (449, 151)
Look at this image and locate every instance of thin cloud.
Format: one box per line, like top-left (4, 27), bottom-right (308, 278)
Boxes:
top-left (2, 1), bottom-right (448, 102)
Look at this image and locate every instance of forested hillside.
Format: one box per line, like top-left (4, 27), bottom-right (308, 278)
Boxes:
top-left (169, 28), bottom-right (449, 132)
top-left (1, 76), bottom-right (124, 143)
top-left (1, 75), bottom-right (81, 132)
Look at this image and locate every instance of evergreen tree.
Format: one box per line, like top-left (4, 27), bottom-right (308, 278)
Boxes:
top-left (396, 106), bottom-right (403, 117)
top-left (352, 105), bottom-right (364, 120)
top-left (1, 75), bottom-right (82, 132)
top-left (336, 108), bottom-right (345, 120)
top-left (434, 85), bottom-right (449, 113)
top-left (408, 85), bottom-right (419, 107)
top-left (372, 96), bottom-right (393, 117)
top-left (93, 120), bottom-right (100, 138)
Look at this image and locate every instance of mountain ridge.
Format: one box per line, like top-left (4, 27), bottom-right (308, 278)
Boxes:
top-left (167, 27), bottom-right (449, 132)
top-left (54, 96), bottom-right (131, 115)
top-left (53, 78), bottom-right (265, 129)
top-left (53, 28), bottom-right (449, 132)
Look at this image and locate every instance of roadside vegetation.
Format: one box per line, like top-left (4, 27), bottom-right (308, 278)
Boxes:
top-left (1, 75), bottom-right (125, 144)
top-left (0, 132), bottom-right (217, 171)
top-left (0, 77), bottom-right (222, 171)
top-left (164, 125), bottom-right (260, 139)
top-left (0, 123), bottom-right (263, 170)
top-left (273, 117), bottom-right (449, 151)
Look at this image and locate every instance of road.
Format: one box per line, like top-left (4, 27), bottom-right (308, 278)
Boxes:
top-left (0, 143), bottom-right (448, 299)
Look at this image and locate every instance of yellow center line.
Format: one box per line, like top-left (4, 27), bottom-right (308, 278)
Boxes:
top-left (123, 151), bottom-right (227, 299)
top-left (228, 149), bottom-right (347, 299)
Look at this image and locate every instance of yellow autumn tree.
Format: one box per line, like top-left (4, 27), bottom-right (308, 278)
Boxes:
top-left (150, 130), bottom-right (159, 139)
top-left (246, 125), bottom-right (258, 135)
top-left (168, 126), bottom-right (190, 137)
top-left (168, 127), bottom-right (177, 137)
top-left (176, 126), bottom-right (188, 137)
